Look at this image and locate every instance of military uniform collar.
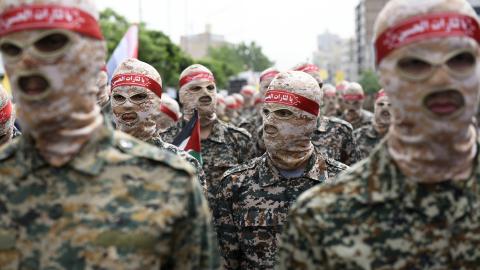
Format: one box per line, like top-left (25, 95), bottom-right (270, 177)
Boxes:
top-left (363, 140), bottom-right (480, 208)
top-left (258, 150), bottom-right (328, 187)
top-left (16, 121), bottom-right (113, 177)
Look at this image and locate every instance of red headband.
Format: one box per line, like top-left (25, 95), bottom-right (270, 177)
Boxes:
top-left (324, 91), bottom-right (336, 97)
top-left (241, 88), bottom-right (255, 96)
top-left (0, 4), bottom-right (103, 40)
top-left (295, 64), bottom-right (319, 73)
top-left (160, 105), bottom-right (179, 122)
top-left (342, 94), bottom-right (364, 101)
top-left (227, 103), bottom-right (237, 109)
top-left (376, 90), bottom-right (387, 101)
top-left (264, 90), bottom-right (319, 116)
top-left (111, 73), bottom-right (162, 98)
top-left (179, 71), bottom-right (215, 88)
top-left (375, 12), bottom-right (480, 65)
top-left (260, 70), bottom-right (280, 83)
top-left (0, 100), bottom-right (12, 123)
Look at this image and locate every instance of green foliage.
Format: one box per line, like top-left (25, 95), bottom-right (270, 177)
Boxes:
top-left (359, 70), bottom-right (382, 94)
top-left (100, 8), bottom-right (193, 88)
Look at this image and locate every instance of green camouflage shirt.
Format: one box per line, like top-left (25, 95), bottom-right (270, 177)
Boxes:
top-left (353, 124), bottom-right (386, 160)
top-left (149, 136), bottom-right (207, 190)
top-left (278, 140), bottom-right (480, 270)
top-left (0, 124), bottom-right (219, 270)
top-left (311, 116), bottom-right (361, 166)
top-left (162, 118), bottom-right (254, 198)
top-left (212, 151), bottom-right (348, 270)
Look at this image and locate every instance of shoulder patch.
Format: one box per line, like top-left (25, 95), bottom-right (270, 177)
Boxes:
top-left (222, 156), bottom-right (260, 178)
top-left (0, 137), bottom-right (20, 161)
top-left (113, 131), bottom-right (196, 175)
top-left (328, 116), bottom-right (353, 131)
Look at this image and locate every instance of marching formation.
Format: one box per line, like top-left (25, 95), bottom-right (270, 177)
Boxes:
top-left (0, 0), bottom-right (480, 269)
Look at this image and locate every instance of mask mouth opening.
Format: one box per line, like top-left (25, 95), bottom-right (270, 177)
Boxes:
top-left (18, 74), bottom-right (50, 100)
top-left (120, 112), bottom-right (139, 125)
top-left (423, 89), bottom-right (465, 117)
top-left (381, 110), bottom-right (391, 118)
top-left (263, 124), bottom-right (279, 136)
top-left (198, 95), bottom-right (213, 105)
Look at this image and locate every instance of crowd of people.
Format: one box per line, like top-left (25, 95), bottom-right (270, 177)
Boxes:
top-left (0, 0), bottom-right (480, 269)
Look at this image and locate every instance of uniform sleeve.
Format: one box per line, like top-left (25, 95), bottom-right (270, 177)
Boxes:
top-left (277, 204), bottom-right (328, 270)
top-left (210, 174), bottom-right (241, 270)
top-left (164, 174), bottom-right (220, 270)
top-left (341, 127), bottom-right (361, 166)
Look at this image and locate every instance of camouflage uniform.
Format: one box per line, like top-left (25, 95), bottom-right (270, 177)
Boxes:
top-left (341, 109), bottom-right (373, 130)
top-left (278, 140), bottom-right (480, 270)
top-left (149, 137), bottom-right (207, 190)
top-left (212, 150), bottom-right (348, 269)
top-left (311, 116), bottom-right (361, 166)
top-left (162, 118), bottom-right (253, 195)
top-left (354, 124), bottom-right (386, 160)
top-left (0, 124), bottom-right (219, 270)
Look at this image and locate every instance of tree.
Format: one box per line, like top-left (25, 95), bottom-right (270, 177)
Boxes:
top-left (359, 70), bottom-right (382, 94)
top-left (100, 8), bottom-right (193, 88)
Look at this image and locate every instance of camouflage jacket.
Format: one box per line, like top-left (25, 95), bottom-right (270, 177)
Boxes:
top-left (149, 136), bottom-right (207, 191)
top-left (353, 124), bottom-right (386, 160)
top-left (0, 124), bottom-right (219, 270)
top-left (278, 140), bottom-right (480, 270)
top-left (311, 116), bottom-right (361, 166)
top-left (162, 118), bottom-right (254, 197)
top-left (239, 113), bottom-right (265, 158)
top-left (212, 151), bottom-right (348, 270)
top-left (341, 109), bottom-right (373, 130)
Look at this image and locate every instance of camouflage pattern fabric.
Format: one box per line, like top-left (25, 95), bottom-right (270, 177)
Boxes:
top-left (0, 124), bottom-right (219, 270)
top-left (239, 113), bottom-right (265, 157)
top-left (341, 109), bottom-right (373, 130)
top-left (211, 150), bottom-right (348, 269)
top-left (353, 124), bottom-right (386, 160)
top-left (149, 136), bottom-right (207, 191)
top-left (278, 140), bottom-right (480, 270)
top-left (162, 118), bottom-right (253, 197)
top-left (11, 126), bottom-right (21, 139)
top-left (311, 116), bottom-right (361, 166)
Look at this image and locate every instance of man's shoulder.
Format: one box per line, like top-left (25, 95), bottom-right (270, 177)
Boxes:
top-left (222, 155), bottom-right (262, 180)
top-left (353, 124), bottom-right (370, 137)
top-left (218, 120), bottom-right (252, 139)
top-left (326, 116), bottom-right (354, 131)
top-left (325, 157), bottom-right (349, 176)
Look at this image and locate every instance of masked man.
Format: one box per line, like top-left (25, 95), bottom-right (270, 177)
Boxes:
top-left (0, 1), bottom-right (217, 268)
top-left (0, 85), bottom-right (18, 145)
top-left (340, 82), bottom-right (373, 129)
top-left (354, 89), bottom-right (392, 159)
top-left (162, 64), bottom-right (253, 197)
top-left (157, 94), bottom-right (181, 135)
top-left (278, 0), bottom-right (480, 268)
top-left (239, 84), bottom-right (256, 119)
top-left (321, 84), bottom-right (338, 117)
top-left (212, 71), bottom-right (348, 270)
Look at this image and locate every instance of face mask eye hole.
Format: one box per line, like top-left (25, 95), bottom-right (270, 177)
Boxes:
top-left (262, 108), bottom-right (270, 116)
top-left (0, 42), bottom-right (22, 57)
top-left (190, 86), bottom-right (202, 92)
top-left (130, 93), bottom-right (148, 102)
top-left (397, 57), bottom-right (432, 76)
top-left (113, 94), bottom-right (126, 103)
top-left (273, 109), bottom-right (294, 118)
top-left (34, 33), bottom-right (70, 53)
top-left (447, 51), bottom-right (476, 73)
top-left (207, 84), bottom-right (215, 91)
top-left (377, 102), bottom-right (384, 106)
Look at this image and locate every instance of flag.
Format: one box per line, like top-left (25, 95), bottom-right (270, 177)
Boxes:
top-left (106, 24), bottom-right (139, 80)
top-left (172, 110), bottom-right (202, 164)
top-left (2, 74), bottom-right (11, 96)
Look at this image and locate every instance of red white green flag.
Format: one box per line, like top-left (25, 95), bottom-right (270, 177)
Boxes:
top-left (172, 110), bottom-right (202, 164)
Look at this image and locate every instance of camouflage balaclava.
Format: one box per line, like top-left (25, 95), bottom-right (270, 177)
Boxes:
top-left (263, 71), bottom-right (322, 170)
top-left (342, 82), bottom-right (365, 123)
top-left (233, 93), bottom-right (244, 111)
top-left (224, 95), bottom-right (238, 120)
top-left (293, 62), bottom-right (323, 88)
top-left (336, 80), bottom-right (349, 114)
top-left (0, 86), bottom-right (14, 145)
top-left (373, 89), bottom-right (391, 135)
top-left (157, 94), bottom-right (180, 134)
top-left (259, 67), bottom-right (280, 97)
top-left (0, 0), bottom-right (105, 166)
top-left (179, 64), bottom-right (217, 127)
top-left (375, 0), bottom-right (480, 182)
top-left (96, 66), bottom-right (110, 109)
top-left (216, 93), bottom-right (226, 119)
top-left (240, 85), bottom-right (256, 108)
top-left (322, 84), bottom-right (338, 117)
top-left (111, 58), bottom-right (162, 141)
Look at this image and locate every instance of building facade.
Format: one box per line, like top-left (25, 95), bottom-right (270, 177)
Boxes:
top-left (180, 24), bottom-right (228, 59)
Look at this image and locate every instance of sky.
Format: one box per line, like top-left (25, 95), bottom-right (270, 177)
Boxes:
top-left (97, 0), bottom-right (359, 69)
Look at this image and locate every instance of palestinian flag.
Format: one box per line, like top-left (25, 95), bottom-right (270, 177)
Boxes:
top-left (172, 110), bottom-right (202, 164)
